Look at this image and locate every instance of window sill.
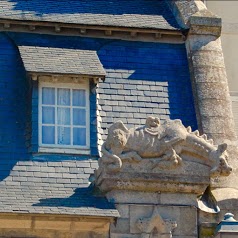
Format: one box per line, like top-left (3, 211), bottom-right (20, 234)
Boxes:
top-left (38, 147), bottom-right (90, 155)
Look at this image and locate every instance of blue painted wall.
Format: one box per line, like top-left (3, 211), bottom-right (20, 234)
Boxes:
top-left (0, 33), bottom-right (29, 178)
top-left (0, 32), bottom-right (197, 165)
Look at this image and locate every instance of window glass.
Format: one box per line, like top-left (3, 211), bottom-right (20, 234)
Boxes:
top-left (42, 87), bottom-right (55, 105)
top-left (73, 108), bottom-right (86, 126)
top-left (73, 89), bottom-right (86, 106)
top-left (42, 106), bottom-right (55, 124)
top-left (42, 126), bottom-right (55, 144)
top-left (57, 126), bottom-right (71, 145)
top-left (57, 88), bottom-right (70, 106)
top-left (57, 107), bottom-right (70, 125)
top-left (39, 82), bottom-right (89, 150)
top-left (73, 127), bottom-right (86, 146)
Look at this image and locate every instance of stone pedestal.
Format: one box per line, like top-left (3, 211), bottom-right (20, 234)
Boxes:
top-left (95, 118), bottom-right (232, 237)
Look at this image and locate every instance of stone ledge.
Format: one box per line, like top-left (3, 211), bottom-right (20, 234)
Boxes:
top-left (0, 213), bottom-right (113, 233)
top-left (189, 9), bottom-right (221, 36)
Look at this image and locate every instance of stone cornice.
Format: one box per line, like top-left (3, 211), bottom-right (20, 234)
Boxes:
top-left (167, 0), bottom-right (207, 28)
top-left (0, 19), bottom-right (184, 43)
top-left (167, 0), bottom-right (222, 37)
top-left (189, 9), bottom-right (222, 36)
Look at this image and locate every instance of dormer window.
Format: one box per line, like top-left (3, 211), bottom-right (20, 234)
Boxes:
top-left (18, 45), bottom-right (105, 155)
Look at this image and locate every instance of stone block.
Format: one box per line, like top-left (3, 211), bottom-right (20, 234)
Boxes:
top-left (160, 193), bottom-right (197, 206)
top-left (34, 220), bottom-right (71, 230)
top-left (110, 233), bottom-right (139, 238)
top-left (110, 218), bottom-right (130, 234)
top-left (116, 204), bottom-right (130, 218)
top-left (172, 236), bottom-right (197, 238)
top-left (72, 221), bottom-right (109, 232)
top-left (198, 99), bottom-right (233, 117)
top-left (0, 218), bottom-right (31, 229)
top-left (196, 82), bottom-right (229, 100)
top-left (129, 205), bottom-right (197, 236)
top-left (188, 35), bottom-right (222, 52)
top-left (107, 190), bottom-right (159, 204)
top-left (201, 115), bottom-right (236, 137)
top-left (192, 51), bottom-right (225, 68)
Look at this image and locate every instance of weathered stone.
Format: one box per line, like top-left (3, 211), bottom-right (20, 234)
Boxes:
top-left (94, 114), bottom-right (234, 237)
top-left (193, 66), bottom-right (227, 84)
top-left (160, 193), bottom-right (197, 207)
top-left (168, 0), bottom-right (206, 27)
top-left (110, 233), bottom-right (139, 238)
top-left (198, 99), bottom-right (233, 117)
top-left (135, 206), bottom-right (177, 238)
top-left (188, 35), bottom-right (222, 52)
top-left (107, 191), bottom-right (159, 204)
top-left (110, 218), bottom-right (130, 234)
top-left (116, 204), bottom-right (130, 218)
top-left (200, 116), bottom-right (236, 137)
top-left (129, 205), bottom-right (197, 237)
top-left (34, 220), bottom-right (71, 230)
top-left (196, 82), bottom-right (229, 100)
top-left (0, 218), bottom-right (31, 229)
top-left (192, 51), bottom-right (225, 68)
top-left (95, 118), bottom-right (232, 194)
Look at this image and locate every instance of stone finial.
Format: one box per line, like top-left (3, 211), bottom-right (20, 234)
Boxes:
top-left (215, 213), bottom-right (238, 237)
top-left (223, 213), bottom-right (236, 221)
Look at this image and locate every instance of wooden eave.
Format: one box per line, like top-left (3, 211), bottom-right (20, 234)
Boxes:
top-left (0, 18), bottom-right (185, 42)
top-left (28, 72), bottom-right (105, 83)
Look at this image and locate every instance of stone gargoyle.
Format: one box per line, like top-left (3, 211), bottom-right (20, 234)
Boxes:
top-left (99, 117), bottom-right (232, 177)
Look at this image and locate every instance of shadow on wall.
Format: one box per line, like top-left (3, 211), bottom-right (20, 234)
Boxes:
top-left (0, 33), bottom-right (30, 180)
top-left (33, 186), bottom-right (114, 210)
top-left (7, 0), bottom-right (178, 28)
top-left (9, 32), bottom-right (197, 130)
top-left (97, 40), bottom-right (197, 130)
top-left (0, 31), bottom-right (197, 182)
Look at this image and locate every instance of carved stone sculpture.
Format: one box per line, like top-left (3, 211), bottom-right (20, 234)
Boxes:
top-left (95, 117), bottom-right (232, 194)
top-left (136, 207), bottom-right (177, 238)
top-left (99, 117), bottom-right (232, 177)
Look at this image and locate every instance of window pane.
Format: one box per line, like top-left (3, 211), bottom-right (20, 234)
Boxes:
top-left (57, 88), bottom-right (70, 106)
top-left (73, 128), bottom-right (86, 146)
top-left (42, 106), bottom-right (55, 124)
top-left (57, 127), bottom-right (70, 145)
top-left (73, 89), bottom-right (86, 106)
top-left (42, 126), bottom-right (55, 144)
top-left (42, 87), bottom-right (55, 105)
top-left (73, 109), bottom-right (86, 126)
top-left (57, 107), bottom-right (70, 125)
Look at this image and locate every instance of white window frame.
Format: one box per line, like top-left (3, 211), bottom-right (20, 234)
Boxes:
top-left (38, 80), bottom-right (90, 155)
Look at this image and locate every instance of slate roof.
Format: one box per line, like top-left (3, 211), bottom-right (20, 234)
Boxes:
top-left (0, 160), bottom-right (119, 217)
top-left (0, 161), bottom-right (119, 217)
top-left (18, 46), bottom-right (106, 77)
top-left (0, 0), bottom-right (180, 30)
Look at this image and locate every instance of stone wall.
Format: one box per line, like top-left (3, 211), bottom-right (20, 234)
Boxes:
top-left (0, 214), bottom-right (111, 238)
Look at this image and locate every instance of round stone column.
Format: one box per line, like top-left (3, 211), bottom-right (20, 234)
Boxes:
top-left (185, 12), bottom-right (237, 144)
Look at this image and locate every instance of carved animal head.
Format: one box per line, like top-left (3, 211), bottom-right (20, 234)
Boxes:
top-left (209, 143), bottom-right (232, 177)
top-left (106, 121), bottom-right (129, 154)
top-left (145, 116), bottom-right (160, 128)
